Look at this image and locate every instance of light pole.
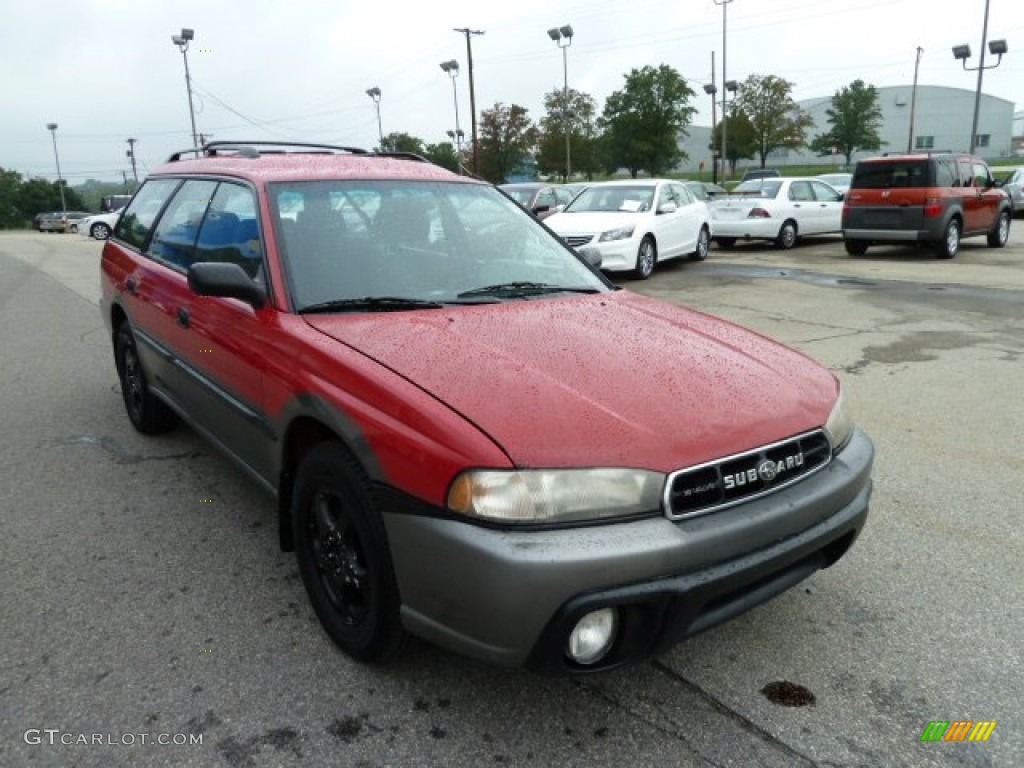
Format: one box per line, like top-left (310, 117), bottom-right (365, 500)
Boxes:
top-left (547, 24), bottom-right (574, 181)
top-left (366, 87), bottom-right (383, 147)
top-left (703, 53), bottom-right (718, 184)
top-left (907, 46), bottom-right (924, 152)
top-left (45, 122), bottom-right (66, 215)
top-left (722, 80), bottom-right (738, 176)
top-left (953, 0), bottom-right (1008, 154)
top-left (126, 138), bottom-right (138, 185)
top-left (454, 27), bottom-right (485, 174)
top-left (440, 60), bottom-right (462, 155)
top-left (170, 28), bottom-right (199, 147)
top-left (713, 0), bottom-right (734, 181)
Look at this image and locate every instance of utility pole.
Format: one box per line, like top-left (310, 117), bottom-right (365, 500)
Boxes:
top-left (709, 51), bottom-right (718, 184)
top-left (907, 47), bottom-right (923, 152)
top-left (454, 27), bottom-right (485, 174)
top-left (714, 0), bottom-right (734, 182)
top-left (126, 138), bottom-right (139, 185)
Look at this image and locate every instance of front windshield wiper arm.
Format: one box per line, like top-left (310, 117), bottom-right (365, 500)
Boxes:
top-left (456, 282), bottom-right (601, 299)
top-left (298, 296), bottom-right (447, 314)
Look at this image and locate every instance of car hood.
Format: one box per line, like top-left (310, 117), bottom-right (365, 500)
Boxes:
top-left (545, 210), bottom-right (646, 235)
top-left (303, 292), bottom-right (837, 472)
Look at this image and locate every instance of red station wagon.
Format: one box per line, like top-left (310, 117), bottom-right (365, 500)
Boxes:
top-left (100, 141), bottom-right (874, 674)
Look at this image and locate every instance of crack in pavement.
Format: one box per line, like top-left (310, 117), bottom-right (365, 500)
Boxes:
top-left (50, 435), bottom-right (203, 465)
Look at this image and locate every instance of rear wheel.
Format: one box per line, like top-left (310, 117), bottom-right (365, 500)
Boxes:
top-left (115, 324), bottom-right (176, 434)
top-left (844, 240), bottom-right (869, 256)
top-left (987, 210), bottom-right (1010, 248)
top-left (933, 218), bottom-right (960, 259)
top-left (632, 236), bottom-right (657, 280)
top-left (775, 220), bottom-right (798, 250)
top-left (293, 442), bottom-right (405, 662)
top-left (690, 226), bottom-right (710, 261)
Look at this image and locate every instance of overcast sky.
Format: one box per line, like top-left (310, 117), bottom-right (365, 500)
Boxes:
top-left (3, 0), bottom-right (1022, 184)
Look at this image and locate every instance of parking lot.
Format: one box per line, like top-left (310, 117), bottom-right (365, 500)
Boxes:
top-left (2, 229), bottom-right (1021, 767)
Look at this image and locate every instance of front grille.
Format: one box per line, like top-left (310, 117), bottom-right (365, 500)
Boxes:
top-left (666, 430), bottom-right (831, 520)
top-left (564, 235), bottom-right (593, 248)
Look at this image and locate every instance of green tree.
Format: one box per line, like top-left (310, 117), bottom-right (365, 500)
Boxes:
top-left (808, 79), bottom-right (884, 167)
top-left (16, 179), bottom-right (84, 220)
top-left (477, 103), bottom-right (539, 184)
top-left (599, 64), bottom-right (697, 178)
top-left (732, 74), bottom-right (814, 168)
top-left (712, 112), bottom-right (757, 175)
top-left (537, 88), bottom-right (601, 181)
top-left (379, 132), bottom-right (426, 155)
top-left (423, 142), bottom-right (461, 173)
top-left (0, 168), bottom-right (24, 228)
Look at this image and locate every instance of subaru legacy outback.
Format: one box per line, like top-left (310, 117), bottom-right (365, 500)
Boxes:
top-left (100, 141), bottom-right (874, 674)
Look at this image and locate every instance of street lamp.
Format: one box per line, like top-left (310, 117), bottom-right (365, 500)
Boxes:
top-left (721, 80), bottom-right (738, 176)
top-left (170, 28), bottom-right (199, 148)
top-left (953, 0), bottom-right (1008, 153)
top-left (547, 24), bottom-right (574, 181)
top-left (366, 87), bottom-right (383, 147)
top-left (713, 0), bottom-right (734, 181)
top-left (446, 128), bottom-right (465, 155)
top-left (45, 122), bottom-right (66, 216)
top-left (703, 68), bottom-right (718, 184)
top-left (440, 60), bottom-right (462, 162)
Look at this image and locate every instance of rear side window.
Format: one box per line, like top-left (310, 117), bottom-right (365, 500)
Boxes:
top-left (851, 161), bottom-right (932, 189)
top-left (147, 180), bottom-right (217, 271)
top-left (113, 179), bottom-right (180, 250)
top-left (934, 158), bottom-right (958, 187)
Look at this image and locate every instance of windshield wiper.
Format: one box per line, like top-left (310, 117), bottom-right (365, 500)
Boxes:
top-left (298, 296), bottom-right (447, 314)
top-left (456, 282), bottom-right (601, 299)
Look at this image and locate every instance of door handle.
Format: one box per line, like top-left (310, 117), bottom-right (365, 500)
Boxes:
top-left (125, 277), bottom-right (137, 295)
top-left (177, 307), bottom-right (190, 328)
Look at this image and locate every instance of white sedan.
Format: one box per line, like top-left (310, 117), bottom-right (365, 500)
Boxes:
top-left (544, 179), bottom-right (711, 280)
top-left (709, 177), bottom-right (843, 250)
top-left (77, 209), bottom-right (124, 240)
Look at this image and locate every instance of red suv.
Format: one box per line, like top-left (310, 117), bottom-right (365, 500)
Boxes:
top-left (100, 141), bottom-right (874, 674)
top-left (842, 151), bottom-right (1012, 258)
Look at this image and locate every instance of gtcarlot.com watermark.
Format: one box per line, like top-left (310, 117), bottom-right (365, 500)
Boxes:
top-left (24, 729), bottom-right (202, 746)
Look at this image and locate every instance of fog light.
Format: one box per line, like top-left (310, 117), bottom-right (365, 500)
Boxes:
top-left (566, 608), bottom-right (618, 665)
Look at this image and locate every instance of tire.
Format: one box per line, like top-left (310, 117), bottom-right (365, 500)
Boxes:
top-left (774, 220), bottom-right (798, 250)
top-left (631, 236), bottom-right (657, 280)
top-left (689, 226), bottom-right (711, 261)
top-left (91, 222), bottom-right (111, 240)
top-left (987, 210), bottom-right (1010, 248)
top-left (716, 237), bottom-right (736, 249)
top-left (292, 442), bottom-right (404, 663)
top-left (933, 218), bottom-right (960, 259)
top-left (115, 324), bottom-right (176, 434)
top-left (844, 240), bottom-right (869, 256)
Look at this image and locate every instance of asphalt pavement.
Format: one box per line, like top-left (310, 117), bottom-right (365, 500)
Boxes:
top-left (1, 230), bottom-right (1021, 767)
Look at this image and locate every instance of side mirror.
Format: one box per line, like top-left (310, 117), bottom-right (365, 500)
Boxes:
top-left (188, 262), bottom-right (266, 308)
top-left (577, 245), bottom-right (603, 269)
top-left (990, 178), bottom-right (1003, 188)
top-left (657, 201), bottom-right (678, 214)
top-left (532, 204), bottom-right (551, 215)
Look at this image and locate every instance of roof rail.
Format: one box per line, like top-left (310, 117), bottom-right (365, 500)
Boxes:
top-left (165, 140), bottom-right (372, 162)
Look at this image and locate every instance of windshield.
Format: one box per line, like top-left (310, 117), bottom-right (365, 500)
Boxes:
top-left (270, 180), bottom-right (609, 311)
top-left (730, 180), bottom-right (783, 198)
top-left (565, 185), bottom-right (655, 213)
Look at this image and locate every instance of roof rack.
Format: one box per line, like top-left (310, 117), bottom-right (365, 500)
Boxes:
top-left (166, 140), bottom-right (432, 164)
top-left (880, 149), bottom-right (956, 157)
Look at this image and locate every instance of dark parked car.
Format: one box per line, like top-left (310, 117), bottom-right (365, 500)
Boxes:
top-left (741, 169), bottom-right (781, 182)
top-left (499, 182), bottom-right (578, 220)
top-left (842, 152), bottom-right (1011, 258)
top-left (100, 140), bottom-right (873, 674)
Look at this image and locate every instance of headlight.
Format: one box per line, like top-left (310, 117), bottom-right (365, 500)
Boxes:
top-left (824, 391), bottom-right (855, 453)
top-left (447, 468), bottom-right (665, 524)
top-left (598, 225), bottom-right (635, 242)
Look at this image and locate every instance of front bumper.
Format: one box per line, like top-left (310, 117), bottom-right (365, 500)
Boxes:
top-left (382, 428), bottom-right (874, 673)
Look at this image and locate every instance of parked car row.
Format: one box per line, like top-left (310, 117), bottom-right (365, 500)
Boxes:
top-left (32, 211), bottom-right (92, 233)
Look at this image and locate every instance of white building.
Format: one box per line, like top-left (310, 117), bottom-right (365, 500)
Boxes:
top-left (677, 85), bottom-right (1016, 174)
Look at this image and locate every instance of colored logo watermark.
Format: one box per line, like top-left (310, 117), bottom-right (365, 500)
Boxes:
top-left (920, 721), bottom-right (996, 742)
